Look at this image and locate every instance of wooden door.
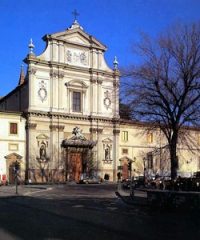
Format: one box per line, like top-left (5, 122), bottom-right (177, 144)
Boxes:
top-left (9, 163), bottom-right (15, 184)
top-left (70, 153), bottom-right (82, 182)
top-left (122, 162), bottom-right (129, 180)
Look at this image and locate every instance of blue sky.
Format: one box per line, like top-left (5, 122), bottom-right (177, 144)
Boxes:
top-left (0, 0), bottom-right (199, 96)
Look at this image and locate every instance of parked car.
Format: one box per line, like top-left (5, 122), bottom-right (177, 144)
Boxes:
top-left (79, 176), bottom-right (101, 184)
top-left (121, 178), bottom-right (131, 189)
top-left (131, 176), bottom-right (145, 189)
top-left (193, 171), bottom-right (200, 178)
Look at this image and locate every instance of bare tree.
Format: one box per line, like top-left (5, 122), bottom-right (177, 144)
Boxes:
top-left (123, 22), bottom-right (200, 179)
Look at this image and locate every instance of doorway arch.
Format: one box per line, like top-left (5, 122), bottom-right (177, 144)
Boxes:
top-left (4, 153), bottom-right (22, 184)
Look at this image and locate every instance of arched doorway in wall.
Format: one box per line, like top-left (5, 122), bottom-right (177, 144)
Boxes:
top-left (4, 153), bottom-right (22, 184)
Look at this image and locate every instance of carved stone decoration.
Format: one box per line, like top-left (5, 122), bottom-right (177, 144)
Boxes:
top-left (50, 70), bottom-right (58, 78)
top-left (103, 90), bottom-right (111, 109)
top-left (113, 129), bottom-right (120, 135)
top-left (28, 68), bottom-right (37, 75)
top-left (25, 123), bottom-right (37, 130)
top-left (89, 127), bottom-right (97, 133)
top-left (89, 128), bottom-right (103, 133)
top-left (58, 72), bottom-right (64, 78)
top-left (90, 78), bottom-right (97, 84)
top-left (66, 50), bottom-right (72, 62)
top-left (97, 79), bottom-right (103, 85)
top-left (49, 125), bottom-right (65, 131)
top-left (97, 128), bottom-right (103, 133)
top-left (61, 126), bottom-right (97, 148)
top-left (72, 126), bottom-right (86, 140)
top-left (80, 52), bottom-right (87, 64)
top-left (58, 125), bottom-right (65, 131)
top-left (38, 80), bottom-right (47, 102)
top-left (66, 49), bottom-right (88, 66)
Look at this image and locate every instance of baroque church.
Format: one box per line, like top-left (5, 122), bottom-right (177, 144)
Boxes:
top-left (0, 19), bottom-right (120, 183)
top-left (0, 19), bottom-right (200, 184)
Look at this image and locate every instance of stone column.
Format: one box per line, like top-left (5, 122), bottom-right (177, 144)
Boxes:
top-left (50, 69), bottom-right (58, 111)
top-left (113, 127), bottom-right (120, 182)
top-left (49, 121), bottom-right (65, 182)
top-left (113, 70), bottom-right (120, 118)
top-left (27, 64), bottom-right (37, 111)
top-left (97, 78), bottom-right (103, 115)
top-left (25, 121), bottom-right (37, 183)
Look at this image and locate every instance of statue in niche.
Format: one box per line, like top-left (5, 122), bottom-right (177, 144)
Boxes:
top-left (39, 143), bottom-right (47, 161)
top-left (105, 145), bottom-right (111, 160)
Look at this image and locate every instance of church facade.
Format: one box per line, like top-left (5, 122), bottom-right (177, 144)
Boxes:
top-left (0, 20), bottom-right (120, 183)
top-left (0, 20), bottom-right (200, 184)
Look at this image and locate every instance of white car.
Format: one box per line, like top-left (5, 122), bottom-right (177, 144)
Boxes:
top-left (81, 176), bottom-right (101, 184)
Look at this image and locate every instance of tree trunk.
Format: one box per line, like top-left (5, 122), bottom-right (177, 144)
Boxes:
top-left (169, 136), bottom-right (178, 180)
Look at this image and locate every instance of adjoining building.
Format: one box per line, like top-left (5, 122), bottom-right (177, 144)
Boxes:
top-left (0, 111), bottom-right (26, 184)
top-left (0, 19), bottom-right (200, 183)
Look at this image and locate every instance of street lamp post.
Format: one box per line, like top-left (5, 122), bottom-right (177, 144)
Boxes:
top-left (143, 157), bottom-right (146, 184)
top-left (14, 161), bottom-right (20, 195)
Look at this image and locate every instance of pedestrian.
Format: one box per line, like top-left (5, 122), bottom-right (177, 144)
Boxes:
top-left (117, 172), bottom-right (121, 182)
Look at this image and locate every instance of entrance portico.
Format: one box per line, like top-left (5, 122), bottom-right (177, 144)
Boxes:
top-left (61, 127), bottom-right (97, 182)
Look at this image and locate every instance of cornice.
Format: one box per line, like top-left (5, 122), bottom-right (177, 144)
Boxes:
top-left (24, 57), bottom-right (115, 78)
top-left (23, 111), bottom-right (115, 123)
top-left (43, 32), bottom-right (107, 51)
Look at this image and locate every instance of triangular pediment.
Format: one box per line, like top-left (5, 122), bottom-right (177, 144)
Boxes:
top-left (60, 33), bottom-right (89, 45)
top-left (49, 26), bottom-right (107, 51)
top-left (68, 80), bottom-right (88, 89)
top-left (4, 152), bottom-right (22, 160)
top-left (102, 138), bottom-right (112, 143)
top-left (36, 134), bottom-right (49, 140)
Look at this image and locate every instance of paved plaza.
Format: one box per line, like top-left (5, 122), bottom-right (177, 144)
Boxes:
top-left (0, 183), bottom-right (199, 240)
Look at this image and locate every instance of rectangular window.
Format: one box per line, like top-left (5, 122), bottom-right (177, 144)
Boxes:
top-left (72, 92), bottom-right (81, 112)
top-left (147, 133), bottom-right (153, 143)
top-left (10, 123), bottom-right (18, 135)
top-left (122, 148), bottom-right (128, 154)
top-left (147, 153), bottom-right (153, 169)
top-left (122, 131), bottom-right (128, 142)
top-left (9, 143), bottom-right (19, 151)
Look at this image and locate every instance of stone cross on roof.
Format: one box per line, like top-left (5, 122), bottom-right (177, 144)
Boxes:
top-left (72, 9), bottom-right (79, 21)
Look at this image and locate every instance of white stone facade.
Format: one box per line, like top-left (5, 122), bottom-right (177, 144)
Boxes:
top-left (0, 20), bottom-right (120, 183)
